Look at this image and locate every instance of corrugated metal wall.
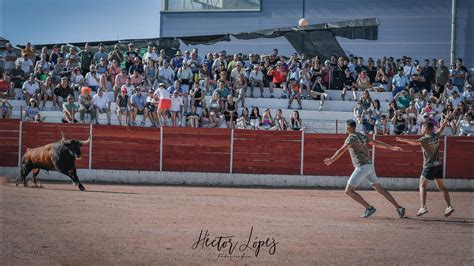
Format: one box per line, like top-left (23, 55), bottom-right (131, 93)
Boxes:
top-left (160, 0), bottom-right (473, 67)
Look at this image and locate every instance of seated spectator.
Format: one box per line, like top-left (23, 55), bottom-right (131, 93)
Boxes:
top-left (450, 60), bottom-right (467, 90)
top-left (116, 87), bottom-right (131, 126)
top-left (92, 88), bottom-right (111, 125)
top-left (410, 65), bottom-right (426, 94)
top-left (85, 65), bottom-right (100, 92)
top-left (341, 68), bottom-right (356, 101)
top-left (267, 61), bottom-right (287, 98)
top-left (391, 67), bottom-right (410, 97)
top-left (108, 59), bottom-right (122, 86)
top-left (290, 110), bottom-right (303, 131)
top-left (96, 58), bottom-right (108, 75)
top-left (236, 107), bottom-right (250, 129)
top-left (359, 89), bottom-right (373, 110)
top-left (40, 77), bottom-right (54, 110)
top-left (128, 57), bottom-right (144, 75)
top-left (375, 114), bottom-right (390, 135)
top-left (145, 89), bottom-right (159, 127)
top-left (407, 117), bottom-right (420, 135)
top-left (17, 53), bottom-right (33, 76)
top-left (144, 59), bottom-right (158, 90)
top-left (99, 72), bottom-right (113, 92)
top-left (230, 61), bottom-right (246, 86)
top-left (190, 82), bottom-right (205, 108)
top-left (213, 79), bottom-right (230, 112)
top-left (391, 111), bottom-right (408, 135)
top-left (448, 90), bottom-right (463, 108)
top-left (158, 60), bottom-right (175, 86)
top-left (23, 98), bottom-right (43, 122)
top-left (114, 68), bottom-right (128, 99)
top-left (372, 67), bottom-right (389, 92)
top-left (394, 89), bottom-right (411, 110)
top-left (130, 70), bottom-right (144, 88)
top-left (198, 63), bottom-right (213, 94)
top-left (287, 78), bottom-right (302, 110)
top-left (22, 73), bottom-right (41, 105)
top-left (442, 103), bottom-right (457, 135)
top-left (70, 67), bottom-right (85, 93)
top-left (258, 108), bottom-right (274, 130)
top-left (362, 110), bottom-right (376, 134)
top-left (249, 106), bottom-right (261, 129)
top-left (177, 62), bottom-right (194, 91)
top-left (355, 70), bottom-right (371, 90)
top-left (10, 64), bottom-right (26, 89)
top-left (370, 99), bottom-right (382, 120)
top-left (93, 43), bottom-right (108, 65)
top-left (78, 87), bottom-right (95, 123)
top-left (463, 84), bottom-right (473, 105)
top-left (299, 64), bottom-right (312, 98)
top-left (405, 101), bottom-right (418, 121)
top-left (0, 73), bottom-right (15, 99)
top-left (170, 90), bottom-right (184, 127)
top-left (1, 94), bottom-right (13, 119)
top-left (249, 65), bottom-right (264, 98)
top-left (54, 77), bottom-right (74, 110)
top-left (186, 105), bottom-right (200, 128)
top-left (224, 95), bottom-right (237, 128)
top-left (415, 89), bottom-right (430, 113)
top-left (108, 45), bottom-right (123, 66)
top-left (155, 83), bottom-right (171, 126)
top-left (457, 113), bottom-right (473, 136)
top-left (200, 108), bottom-right (213, 128)
top-left (273, 109), bottom-right (288, 130)
top-left (121, 77), bottom-right (135, 96)
top-left (62, 95), bottom-right (78, 123)
top-left (234, 73), bottom-right (248, 108)
top-left (130, 88), bottom-right (147, 126)
top-left (353, 100), bottom-right (365, 124)
top-left (208, 93), bottom-right (221, 128)
top-left (310, 76), bottom-right (328, 111)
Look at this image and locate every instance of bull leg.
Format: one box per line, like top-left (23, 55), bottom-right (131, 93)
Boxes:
top-left (32, 168), bottom-right (40, 184)
top-left (18, 164), bottom-right (32, 187)
top-left (71, 168), bottom-right (86, 191)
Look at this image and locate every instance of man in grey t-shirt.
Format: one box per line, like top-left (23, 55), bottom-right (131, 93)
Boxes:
top-left (396, 119), bottom-right (454, 217)
top-left (324, 120), bottom-right (405, 218)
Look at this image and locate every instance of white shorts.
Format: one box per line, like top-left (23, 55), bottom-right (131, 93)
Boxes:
top-left (348, 163), bottom-right (380, 187)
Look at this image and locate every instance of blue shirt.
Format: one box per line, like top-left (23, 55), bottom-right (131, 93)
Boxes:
top-left (392, 74), bottom-right (410, 88)
top-left (130, 94), bottom-right (146, 109)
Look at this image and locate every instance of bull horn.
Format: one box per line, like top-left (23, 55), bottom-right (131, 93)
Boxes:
top-left (61, 131), bottom-right (65, 144)
top-left (80, 137), bottom-right (90, 146)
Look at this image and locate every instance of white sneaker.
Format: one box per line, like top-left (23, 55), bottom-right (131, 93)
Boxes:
top-left (416, 207), bottom-right (428, 216)
top-left (444, 206), bottom-right (454, 217)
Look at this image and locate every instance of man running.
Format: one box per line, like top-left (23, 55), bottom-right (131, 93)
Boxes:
top-left (396, 118), bottom-right (454, 217)
top-left (324, 120), bottom-right (406, 218)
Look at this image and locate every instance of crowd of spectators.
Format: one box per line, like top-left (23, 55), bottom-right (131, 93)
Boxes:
top-left (0, 41), bottom-right (472, 135)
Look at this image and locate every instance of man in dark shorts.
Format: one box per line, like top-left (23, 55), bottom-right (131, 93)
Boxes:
top-left (396, 119), bottom-right (454, 217)
top-left (324, 120), bottom-right (406, 218)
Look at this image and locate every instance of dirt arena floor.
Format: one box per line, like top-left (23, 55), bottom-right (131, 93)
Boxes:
top-left (1, 180), bottom-right (473, 265)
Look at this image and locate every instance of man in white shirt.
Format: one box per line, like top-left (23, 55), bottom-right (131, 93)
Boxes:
top-left (249, 65), bottom-right (264, 98)
top-left (92, 88), bottom-right (111, 125)
top-left (22, 73), bottom-right (40, 104)
top-left (230, 61), bottom-right (247, 85)
top-left (462, 84), bottom-right (473, 105)
top-left (85, 65), bottom-right (100, 92)
top-left (142, 45), bottom-right (158, 64)
top-left (17, 54), bottom-right (33, 75)
top-left (3, 43), bottom-right (17, 74)
top-left (158, 60), bottom-right (175, 86)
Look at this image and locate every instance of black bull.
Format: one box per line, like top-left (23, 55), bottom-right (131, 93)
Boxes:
top-left (18, 137), bottom-right (90, 191)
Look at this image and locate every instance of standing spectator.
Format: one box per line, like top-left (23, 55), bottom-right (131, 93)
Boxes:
top-left (49, 45), bottom-right (60, 65)
top-left (21, 42), bottom-right (35, 61)
top-left (391, 67), bottom-right (410, 97)
top-left (155, 83), bottom-right (171, 126)
top-left (435, 59), bottom-right (449, 96)
top-left (62, 95), bottom-right (78, 123)
top-left (125, 43), bottom-right (138, 71)
top-left (17, 53), bottom-right (34, 76)
top-left (234, 73), bottom-right (247, 108)
top-left (78, 43), bottom-right (93, 76)
top-left (450, 61), bottom-right (467, 91)
top-left (85, 65), bottom-right (100, 92)
top-left (170, 90), bottom-right (184, 127)
top-left (249, 65), bottom-right (264, 98)
top-left (3, 43), bottom-right (17, 74)
top-left (331, 57), bottom-right (346, 90)
top-left (177, 62), bottom-right (193, 110)
top-left (92, 88), bottom-right (111, 125)
top-left (93, 43), bottom-right (108, 65)
top-left (116, 87), bottom-right (131, 126)
top-left (10, 64), bottom-right (25, 89)
top-left (108, 44), bottom-right (124, 65)
top-left (410, 65), bottom-right (426, 94)
top-left (78, 87), bottom-right (95, 123)
top-left (223, 95), bottom-right (237, 128)
top-left (422, 59), bottom-right (435, 91)
top-left (40, 77), bottom-right (54, 110)
top-left (21, 73), bottom-right (40, 105)
top-left (130, 88), bottom-right (147, 126)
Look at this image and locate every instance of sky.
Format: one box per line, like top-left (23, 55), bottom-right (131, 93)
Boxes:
top-left (1, 0), bottom-right (161, 46)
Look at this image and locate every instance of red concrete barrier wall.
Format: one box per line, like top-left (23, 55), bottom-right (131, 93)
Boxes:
top-left (92, 125), bottom-right (160, 171)
top-left (162, 127), bottom-right (230, 173)
top-left (21, 122), bottom-right (90, 169)
top-left (232, 130), bottom-right (301, 175)
top-left (0, 119), bottom-right (20, 167)
top-left (303, 133), bottom-right (355, 176)
top-left (445, 137), bottom-right (474, 179)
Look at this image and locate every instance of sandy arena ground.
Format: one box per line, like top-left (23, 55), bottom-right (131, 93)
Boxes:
top-left (0, 180), bottom-right (473, 265)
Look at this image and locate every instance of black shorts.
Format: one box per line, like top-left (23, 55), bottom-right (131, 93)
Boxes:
top-left (422, 164), bottom-right (443, 180)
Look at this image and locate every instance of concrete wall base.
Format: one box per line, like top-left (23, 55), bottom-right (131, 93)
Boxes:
top-left (1, 167), bottom-right (472, 191)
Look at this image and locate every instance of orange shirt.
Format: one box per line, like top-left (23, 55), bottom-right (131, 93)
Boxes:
top-left (270, 69), bottom-right (287, 84)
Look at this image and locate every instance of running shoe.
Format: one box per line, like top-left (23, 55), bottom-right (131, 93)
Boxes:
top-left (444, 206), bottom-right (455, 217)
top-left (397, 207), bottom-right (406, 218)
top-left (361, 206), bottom-right (376, 218)
top-left (416, 207), bottom-right (428, 216)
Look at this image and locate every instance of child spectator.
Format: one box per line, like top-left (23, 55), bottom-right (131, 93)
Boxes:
top-left (200, 108), bottom-right (213, 128)
top-left (186, 105), bottom-right (200, 128)
top-left (249, 107), bottom-right (261, 129)
top-left (170, 90), bottom-right (184, 127)
top-left (116, 87), bottom-right (131, 126)
top-left (145, 89), bottom-right (159, 127)
top-left (290, 110), bottom-right (303, 131)
top-left (287, 78), bottom-right (302, 110)
top-left (375, 114), bottom-right (390, 135)
top-left (1, 94), bottom-right (13, 119)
